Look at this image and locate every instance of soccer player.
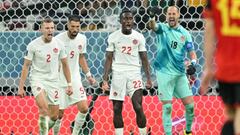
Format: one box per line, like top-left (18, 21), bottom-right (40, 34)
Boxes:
top-left (149, 6), bottom-right (197, 135)
top-left (201, 0), bottom-right (240, 135)
top-left (101, 9), bottom-right (152, 135)
top-left (53, 15), bottom-right (96, 135)
top-left (18, 18), bottom-right (73, 135)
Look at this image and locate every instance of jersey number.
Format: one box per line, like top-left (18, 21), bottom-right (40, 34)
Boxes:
top-left (54, 90), bottom-right (59, 99)
top-left (133, 80), bottom-right (142, 89)
top-left (80, 87), bottom-right (85, 94)
top-left (171, 41), bottom-right (178, 49)
top-left (70, 51), bottom-right (74, 58)
top-left (122, 46), bottom-right (132, 55)
top-left (217, 0), bottom-right (240, 36)
top-left (46, 54), bottom-right (51, 62)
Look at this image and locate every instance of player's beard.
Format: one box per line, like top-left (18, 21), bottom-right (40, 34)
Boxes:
top-left (69, 31), bottom-right (78, 39)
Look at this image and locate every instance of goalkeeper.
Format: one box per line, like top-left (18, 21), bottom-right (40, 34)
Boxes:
top-left (148, 6), bottom-right (197, 135)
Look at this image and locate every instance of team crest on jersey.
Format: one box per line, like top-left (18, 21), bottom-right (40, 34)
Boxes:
top-left (53, 48), bottom-right (58, 53)
top-left (132, 39), bottom-right (138, 45)
top-left (180, 36), bottom-right (185, 42)
top-left (78, 45), bottom-right (82, 50)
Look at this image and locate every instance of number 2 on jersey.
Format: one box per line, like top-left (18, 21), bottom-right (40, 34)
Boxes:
top-left (122, 46), bottom-right (132, 55)
top-left (46, 54), bottom-right (51, 62)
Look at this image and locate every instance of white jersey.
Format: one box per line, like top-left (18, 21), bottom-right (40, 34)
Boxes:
top-left (107, 29), bottom-right (147, 71)
top-left (25, 36), bottom-right (67, 82)
top-left (55, 31), bottom-right (87, 87)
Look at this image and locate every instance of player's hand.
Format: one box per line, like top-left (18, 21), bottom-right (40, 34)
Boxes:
top-left (66, 86), bottom-right (73, 96)
top-left (101, 80), bottom-right (109, 92)
top-left (186, 64), bottom-right (196, 75)
top-left (145, 79), bottom-right (152, 89)
top-left (18, 86), bottom-right (26, 98)
top-left (87, 76), bottom-right (96, 85)
top-left (200, 68), bottom-right (215, 95)
top-left (147, 6), bottom-right (160, 19)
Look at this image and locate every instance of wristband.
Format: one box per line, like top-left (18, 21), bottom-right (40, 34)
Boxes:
top-left (191, 59), bottom-right (197, 65)
top-left (86, 71), bottom-right (92, 78)
top-left (67, 83), bottom-right (72, 86)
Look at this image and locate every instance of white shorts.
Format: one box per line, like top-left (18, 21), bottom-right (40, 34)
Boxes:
top-left (59, 80), bottom-right (87, 109)
top-left (31, 81), bottom-right (59, 105)
top-left (109, 71), bottom-right (144, 101)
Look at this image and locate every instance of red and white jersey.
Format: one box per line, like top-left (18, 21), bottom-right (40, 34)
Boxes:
top-left (25, 36), bottom-right (67, 82)
top-left (55, 31), bottom-right (87, 86)
top-left (203, 0), bottom-right (240, 82)
top-left (107, 29), bottom-right (147, 72)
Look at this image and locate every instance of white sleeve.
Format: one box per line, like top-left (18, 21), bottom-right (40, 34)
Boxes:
top-left (59, 41), bottom-right (67, 59)
top-left (80, 35), bottom-right (87, 54)
top-left (138, 34), bottom-right (147, 52)
top-left (106, 36), bottom-right (114, 52)
top-left (24, 43), bottom-right (34, 61)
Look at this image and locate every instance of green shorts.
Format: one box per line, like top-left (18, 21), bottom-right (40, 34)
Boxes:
top-left (156, 71), bottom-right (193, 101)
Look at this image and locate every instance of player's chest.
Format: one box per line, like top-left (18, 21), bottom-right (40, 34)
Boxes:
top-left (114, 38), bottom-right (139, 51)
top-left (164, 32), bottom-right (186, 50)
top-left (34, 45), bottom-right (60, 61)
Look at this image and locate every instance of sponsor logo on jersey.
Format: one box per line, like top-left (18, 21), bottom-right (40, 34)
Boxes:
top-left (133, 39), bottom-right (138, 45)
top-left (53, 48), bottom-right (58, 53)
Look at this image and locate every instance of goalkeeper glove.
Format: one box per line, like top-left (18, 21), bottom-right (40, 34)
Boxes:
top-left (186, 59), bottom-right (197, 75)
top-left (147, 6), bottom-right (160, 19)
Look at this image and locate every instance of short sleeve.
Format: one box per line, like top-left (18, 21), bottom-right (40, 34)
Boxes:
top-left (138, 34), bottom-right (147, 52)
top-left (80, 35), bottom-right (87, 54)
top-left (59, 41), bottom-right (67, 59)
top-left (106, 36), bottom-right (114, 52)
top-left (24, 44), bottom-right (34, 61)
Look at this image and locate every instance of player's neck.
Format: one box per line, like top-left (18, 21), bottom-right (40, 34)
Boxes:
top-left (122, 29), bottom-right (132, 35)
top-left (42, 36), bottom-right (51, 43)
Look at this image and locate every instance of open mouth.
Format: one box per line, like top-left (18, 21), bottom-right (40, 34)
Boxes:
top-left (48, 34), bottom-right (53, 37)
top-left (169, 18), bottom-right (175, 23)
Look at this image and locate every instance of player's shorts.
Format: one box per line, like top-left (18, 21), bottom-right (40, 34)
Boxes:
top-left (59, 80), bottom-right (87, 109)
top-left (218, 81), bottom-right (240, 107)
top-left (31, 81), bottom-right (59, 105)
top-left (156, 71), bottom-right (192, 101)
top-left (109, 70), bottom-right (144, 101)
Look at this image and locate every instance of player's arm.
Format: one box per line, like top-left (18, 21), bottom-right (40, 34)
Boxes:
top-left (139, 51), bottom-right (152, 89)
top-left (79, 53), bottom-right (96, 85)
top-left (203, 19), bottom-right (216, 72)
top-left (102, 51), bottom-right (113, 82)
top-left (61, 58), bottom-right (73, 95)
top-left (148, 7), bottom-right (161, 31)
top-left (18, 59), bottom-right (31, 98)
top-left (102, 51), bottom-right (113, 91)
top-left (200, 9), bottom-right (216, 95)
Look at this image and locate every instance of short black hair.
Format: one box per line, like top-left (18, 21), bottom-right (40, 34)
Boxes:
top-left (119, 8), bottom-right (132, 20)
top-left (68, 15), bottom-right (81, 22)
